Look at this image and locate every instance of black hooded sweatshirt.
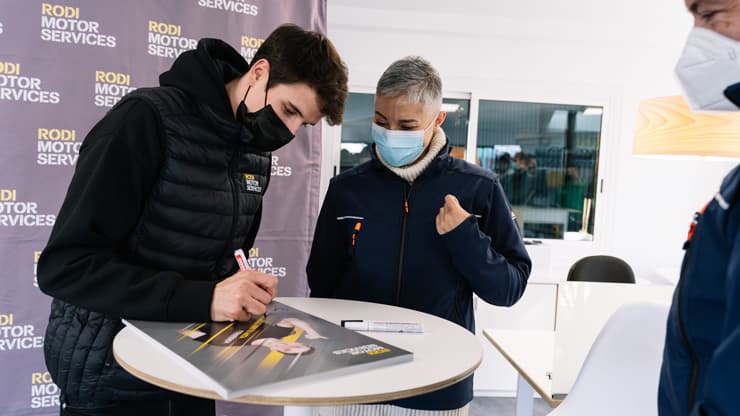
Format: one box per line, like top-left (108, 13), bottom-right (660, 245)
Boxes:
top-left (37, 39), bottom-right (274, 403)
top-left (38, 38), bottom-right (261, 323)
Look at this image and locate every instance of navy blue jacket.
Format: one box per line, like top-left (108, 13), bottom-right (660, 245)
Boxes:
top-left (307, 144), bottom-right (532, 410)
top-left (659, 165), bottom-right (740, 416)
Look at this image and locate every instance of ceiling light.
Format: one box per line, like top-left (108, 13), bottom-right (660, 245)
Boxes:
top-left (441, 103), bottom-right (461, 112)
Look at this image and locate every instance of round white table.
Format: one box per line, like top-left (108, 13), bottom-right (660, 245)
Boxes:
top-left (113, 297), bottom-right (482, 412)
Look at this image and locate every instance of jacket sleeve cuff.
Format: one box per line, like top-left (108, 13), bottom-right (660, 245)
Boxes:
top-left (441, 215), bottom-right (481, 250)
top-left (166, 280), bottom-right (218, 321)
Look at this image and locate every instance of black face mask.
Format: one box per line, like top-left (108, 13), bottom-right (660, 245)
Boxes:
top-left (236, 84), bottom-right (295, 152)
top-left (724, 82), bottom-right (740, 109)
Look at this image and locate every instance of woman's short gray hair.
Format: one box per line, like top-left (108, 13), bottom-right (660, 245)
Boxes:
top-left (376, 56), bottom-right (442, 109)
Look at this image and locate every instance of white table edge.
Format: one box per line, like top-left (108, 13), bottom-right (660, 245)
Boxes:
top-left (113, 298), bottom-right (484, 406)
top-left (481, 329), bottom-right (561, 408)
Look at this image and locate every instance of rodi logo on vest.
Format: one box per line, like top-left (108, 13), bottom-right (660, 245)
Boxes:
top-left (242, 174), bottom-right (263, 193)
top-left (40, 3), bottom-right (116, 48)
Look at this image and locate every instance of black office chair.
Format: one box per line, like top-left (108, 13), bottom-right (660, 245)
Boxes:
top-left (567, 255), bottom-right (636, 284)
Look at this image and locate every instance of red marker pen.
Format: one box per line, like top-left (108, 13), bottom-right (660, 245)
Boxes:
top-left (234, 248), bottom-right (248, 271)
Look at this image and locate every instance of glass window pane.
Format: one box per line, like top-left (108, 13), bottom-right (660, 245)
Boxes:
top-left (441, 98), bottom-right (469, 161)
top-left (476, 100), bottom-right (602, 240)
top-left (340, 93), bottom-right (471, 173)
top-left (340, 93), bottom-right (375, 173)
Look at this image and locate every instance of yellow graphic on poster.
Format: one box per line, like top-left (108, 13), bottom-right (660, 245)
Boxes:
top-left (123, 302), bottom-right (412, 399)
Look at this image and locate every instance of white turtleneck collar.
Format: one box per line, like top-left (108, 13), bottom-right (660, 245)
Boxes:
top-left (376, 126), bottom-right (448, 183)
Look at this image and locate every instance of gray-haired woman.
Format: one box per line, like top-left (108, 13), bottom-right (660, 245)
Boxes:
top-left (308, 57), bottom-right (531, 416)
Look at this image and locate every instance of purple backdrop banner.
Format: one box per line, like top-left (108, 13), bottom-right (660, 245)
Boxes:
top-left (0, 1), bottom-right (326, 414)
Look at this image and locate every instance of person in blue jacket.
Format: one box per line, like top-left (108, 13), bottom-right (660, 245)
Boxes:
top-left (659, 1), bottom-right (740, 415)
top-left (307, 56), bottom-right (532, 415)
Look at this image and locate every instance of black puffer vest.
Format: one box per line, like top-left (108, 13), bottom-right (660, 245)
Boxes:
top-left (44, 86), bottom-right (271, 403)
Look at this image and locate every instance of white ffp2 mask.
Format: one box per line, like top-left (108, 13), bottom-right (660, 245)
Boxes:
top-left (675, 27), bottom-right (740, 112)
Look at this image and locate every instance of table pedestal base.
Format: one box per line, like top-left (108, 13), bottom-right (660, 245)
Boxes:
top-left (284, 406), bottom-right (312, 416)
top-left (515, 373), bottom-right (534, 416)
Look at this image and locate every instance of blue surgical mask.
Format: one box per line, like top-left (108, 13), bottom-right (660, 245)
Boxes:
top-left (371, 118), bottom-right (436, 167)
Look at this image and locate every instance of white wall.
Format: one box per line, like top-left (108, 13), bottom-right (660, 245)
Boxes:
top-left (326, 0), bottom-right (737, 284)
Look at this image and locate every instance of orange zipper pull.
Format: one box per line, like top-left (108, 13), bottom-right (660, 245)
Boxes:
top-left (352, 222), bottom-right (362, 247)
top-left (404, 200), bottom-right (409, 214)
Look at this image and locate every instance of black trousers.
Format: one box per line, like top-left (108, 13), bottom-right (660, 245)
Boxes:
top-left (60, 394), bottom-right (215, 416)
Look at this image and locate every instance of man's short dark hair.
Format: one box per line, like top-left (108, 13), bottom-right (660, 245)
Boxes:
top-left (254, 24), bottom-right (348, 125)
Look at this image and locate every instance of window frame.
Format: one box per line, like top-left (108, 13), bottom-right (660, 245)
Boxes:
top-left (320, 83), bottom-right (618, 252)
